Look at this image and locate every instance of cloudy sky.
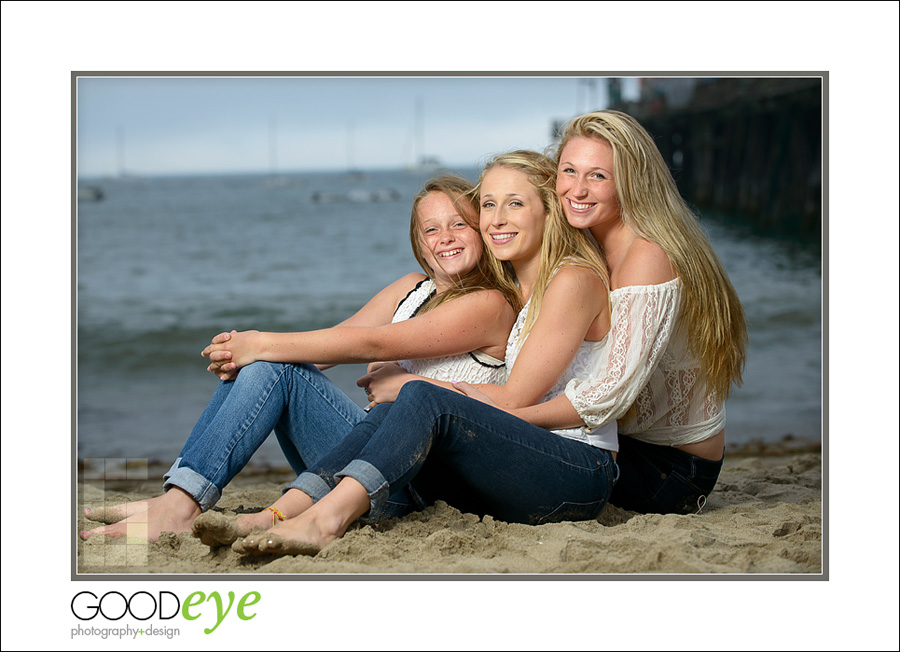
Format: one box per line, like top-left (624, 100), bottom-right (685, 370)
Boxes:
top-left (77, 75), bottom-right (639, 177)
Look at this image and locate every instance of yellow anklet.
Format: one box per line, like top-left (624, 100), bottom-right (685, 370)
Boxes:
top-left (264, 507), bottom-right (285, 526)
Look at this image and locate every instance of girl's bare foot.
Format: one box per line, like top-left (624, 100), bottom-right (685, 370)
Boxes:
top-left (232, 478), bottom-right (369, 557)
top-left (79, 487), bottom-right (201, 543)
top-left (191, 511), bottom-right (271, 547)
top-left (232, 529), bottom-right (322, 557)
top-left (192, 489), bottom-right (315, 547)
top-left (83, 495), bottom-right (164, 524)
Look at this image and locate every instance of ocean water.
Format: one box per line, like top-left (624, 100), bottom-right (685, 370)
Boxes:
top-left (76, 170), bottom-right (823, 467)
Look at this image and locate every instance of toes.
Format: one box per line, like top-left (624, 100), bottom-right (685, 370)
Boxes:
top-left (232, 534), bottom-right (276, 556)
top-left (231, 533), bottom-right (319, 558)
top-left (83, 506), bottom-right (124, 525)
top-left (232, 536), bottom-right (254, 555)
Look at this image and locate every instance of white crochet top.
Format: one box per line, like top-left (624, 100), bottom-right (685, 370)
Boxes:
top-left (563, 279), bottom-right (725, 447)
top-left (391, 279), bottom-right (507, 385)
top-left (506, 289), bottom-right (618, 452)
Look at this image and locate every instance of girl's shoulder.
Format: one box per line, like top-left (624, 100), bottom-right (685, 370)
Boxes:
top-left (446, 286), bottom-right (516, 316)
top-left (551, 260), bottom-right (607, 290)
top-left (390, 272), bottom-right (430, 300)
top-left (612, 238), bottom-right (675, 289)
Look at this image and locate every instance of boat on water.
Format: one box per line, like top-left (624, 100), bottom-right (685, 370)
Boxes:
top-left (77, 185), bottom-right (105, 202)
top-left (310, 187), bottom-right (403, 205)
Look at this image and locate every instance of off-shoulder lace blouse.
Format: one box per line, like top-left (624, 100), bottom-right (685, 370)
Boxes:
top-left (391, 279), bottom-right (507, 385)
top-left (563, 278), bottom-right (724, 447)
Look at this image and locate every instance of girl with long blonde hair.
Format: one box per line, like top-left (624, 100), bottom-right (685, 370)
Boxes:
top-left (231, 150), bottom-right (619, 557)
top-left (539, 109), bottom-right (748, 513)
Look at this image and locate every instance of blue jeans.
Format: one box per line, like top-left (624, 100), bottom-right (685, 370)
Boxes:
top-left (163, 362), bottom-right (366, 511)
top-left (294, 381), bottom-right (618, 526)
top-left (610, 435), bottom-right (724, 514)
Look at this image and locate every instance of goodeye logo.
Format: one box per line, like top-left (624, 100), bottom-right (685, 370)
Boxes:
top-left (71, 590), bottom-right (261, 636)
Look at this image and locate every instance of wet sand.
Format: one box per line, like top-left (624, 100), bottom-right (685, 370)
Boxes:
top-left (77, 443), bottom-right (822, 575)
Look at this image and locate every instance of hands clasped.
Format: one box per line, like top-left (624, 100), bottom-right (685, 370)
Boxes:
top-left (201, 330), bottom-right (262, 381)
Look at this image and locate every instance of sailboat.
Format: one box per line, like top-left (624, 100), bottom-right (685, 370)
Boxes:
top-left (405, 97), bottom-right (442, 175)
top-left (264, 113), bottom-right (304, 188)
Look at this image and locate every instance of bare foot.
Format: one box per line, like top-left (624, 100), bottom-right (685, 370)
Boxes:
top-left (232, 478), bottom-right (370, 557)
top-left (232, 530), bottom-right (321, 557)
top-left (194, 489), bottom-right (316, 547)
top-left (80, 488), bottom-right (201, 543)
top-left (191, 511), bottom-right (273, 547)
top-left (83, 495), bottom-right (164, 524)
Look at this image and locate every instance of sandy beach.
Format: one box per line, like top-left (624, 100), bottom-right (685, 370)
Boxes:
top-left (77, 441), bottom-right (823, 576)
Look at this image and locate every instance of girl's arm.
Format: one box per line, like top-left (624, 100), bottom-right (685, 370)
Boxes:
top-left (365, 265), bottom-right (607, 412)
top-left (204, 273), bottom-right (426, 379)
top-left (452, 382), bottom-right (585, 430)
top-left (473, 265), bottom-right (607, 410)
top-left (202, 287), bottom-right (514, 371)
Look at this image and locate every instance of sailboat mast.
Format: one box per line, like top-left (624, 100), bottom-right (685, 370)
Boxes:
top-left (415, 96), bottom-right (423, 166)
top-left (116, 125), bottom-right (126, 177)
top-left (269, 113), bottom-right (278, 177)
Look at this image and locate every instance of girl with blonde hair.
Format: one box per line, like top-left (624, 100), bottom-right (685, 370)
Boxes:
top-left (538, 109), bottom-right (748, 513)
top-left (232, 150), bottom-right (618, 557)
top-left (82, 175), bottom-right (518, 543)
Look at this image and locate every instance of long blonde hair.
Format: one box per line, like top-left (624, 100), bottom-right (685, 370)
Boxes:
top-left (475, 151), bottom-right (608, 337)
top-left (555, 110), bottom-right (747, 399)
top-left (409, 175), bottom-right (521, 314)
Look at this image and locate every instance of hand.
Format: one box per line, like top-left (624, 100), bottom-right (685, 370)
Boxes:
top-left (357, 362), bottom-right (414, 409)
top-left (451, 381), bottom-right (497, 408)
top-left (366, 361), bottom-right (396, 374)
top-left (201, 330), bottom-right (262, 377)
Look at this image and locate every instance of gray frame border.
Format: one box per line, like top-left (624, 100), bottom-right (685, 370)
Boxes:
top-left (71, 70), bottom-right (827, 581)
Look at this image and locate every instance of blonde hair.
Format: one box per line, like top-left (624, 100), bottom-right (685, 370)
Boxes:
top-left (475, 151), bottom-right (608, 337)
top-left (555, 110), bottom-right (747, 399)
top-left (409, 175), bottom-right (521, 314)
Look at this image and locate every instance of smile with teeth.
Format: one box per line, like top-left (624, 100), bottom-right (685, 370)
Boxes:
top-left (438, 248), bottom-right (464, 258)
top-left (567, 199), bottom-right (595, 211)
top-left (490, 232), bottom-right (517, 243)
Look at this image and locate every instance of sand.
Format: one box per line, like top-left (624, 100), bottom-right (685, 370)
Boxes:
top-left (76, 443), bottom-right (823, 576)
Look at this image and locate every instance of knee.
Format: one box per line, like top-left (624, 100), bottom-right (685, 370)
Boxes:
top-left (398, 380), bottom-right (439, 401)
top-left (232, 360), bottom-right (283, 385)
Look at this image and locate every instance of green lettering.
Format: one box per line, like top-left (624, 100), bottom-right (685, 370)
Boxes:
top-left (203, 591), bottom-right (236, 634)
top-left (182, 591), bottom-right (204, 621)
top-left (237, 592), bottom-right (261, 621)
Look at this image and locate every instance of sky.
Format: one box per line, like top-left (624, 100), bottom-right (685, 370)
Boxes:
top-left (77, 75), bottom-right (639, 177)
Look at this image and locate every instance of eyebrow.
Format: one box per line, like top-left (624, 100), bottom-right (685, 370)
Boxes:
top-left (560, 160), bottom-right (612, 175)
top-left (480, 192), bottom-right (525, 199)
top-left (420, 214), bottom-right (463, 225)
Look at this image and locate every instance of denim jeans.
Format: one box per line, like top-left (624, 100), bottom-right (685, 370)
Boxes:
top-left (163, 362), bottom-right (366, 511)
top-left (610, 435), bottom-right (724, 514)
top-left (294, 381), bottom-right (618, 526)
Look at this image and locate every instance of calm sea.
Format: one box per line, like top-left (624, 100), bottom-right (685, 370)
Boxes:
top-left (76, 170), bottom-right (822, 467)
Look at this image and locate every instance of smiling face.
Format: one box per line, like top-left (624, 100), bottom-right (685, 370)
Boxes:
top-left (478, 166), bottom-right (547, 268)
top-left (416, 191), bottom-right (483, 287)
top-left (556, 136), bottom-right (620, 233)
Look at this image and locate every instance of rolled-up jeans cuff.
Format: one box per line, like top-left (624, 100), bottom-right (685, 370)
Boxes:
top-left (163, 458), bottom-right (220, 512)
top-left (287, 472), bottom-right (334, 503)
top-left (335, 459), bottom-right (390, 513)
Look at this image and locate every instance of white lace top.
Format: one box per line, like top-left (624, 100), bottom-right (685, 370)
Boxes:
top-left (391, 279), bottom-right (507, 385)
top-left (563, 279), bottom-right (724, 447)
top-left (506, 292), bottom-right (618, 452)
